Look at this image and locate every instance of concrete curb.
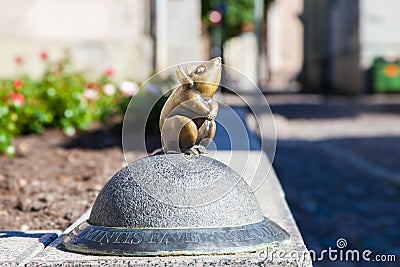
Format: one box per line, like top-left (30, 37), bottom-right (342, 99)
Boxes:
top-left (0, 230), bottom-right (60, 266)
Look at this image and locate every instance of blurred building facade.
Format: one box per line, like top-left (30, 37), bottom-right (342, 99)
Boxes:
top-left (303, 0), bottom-right (400, 94)
top-left (0, 0), bottom-right (153, 81)
top-left (222, 0), bottom-right (304, 92)
top-left (0, 0), bottom-right (206, 82)
top-left (267, 0), bottom-right (304, 91)
top-left (155, 0), bottom-right (205, 70)
top-left (223, 31), bottom-right (259, 92)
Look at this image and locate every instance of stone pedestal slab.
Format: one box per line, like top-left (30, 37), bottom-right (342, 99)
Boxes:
top-left (0, 230), bottom-right (59, 266)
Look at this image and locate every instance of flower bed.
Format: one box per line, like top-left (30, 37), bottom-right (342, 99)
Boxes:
top-left (0, 51), bottom-right (139, 156)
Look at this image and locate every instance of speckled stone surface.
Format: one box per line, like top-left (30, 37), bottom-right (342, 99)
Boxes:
top-left (89, 154), bottom-right (263, 228)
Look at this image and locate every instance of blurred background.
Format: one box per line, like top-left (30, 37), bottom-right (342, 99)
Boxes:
top-left (0, 0), bottom-right (399, 266)
top-left (4, 0), bottom-right (400, 94)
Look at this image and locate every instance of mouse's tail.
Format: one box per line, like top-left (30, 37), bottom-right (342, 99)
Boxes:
top-left (149, 148), bottom-right (164, 156)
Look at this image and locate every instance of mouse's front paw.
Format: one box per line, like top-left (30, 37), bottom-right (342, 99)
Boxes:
top-left (207, 113), bottom-right (216, 121)
top-left (184, 145), bottom-right (207, 155)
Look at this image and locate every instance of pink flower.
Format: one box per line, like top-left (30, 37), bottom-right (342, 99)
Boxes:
top-left (105, 68), bottom-right (115, 77)
top-left (209, 10), bottom-right (223, 26)
top-left (83, 88), bottom-right (98, 101)
top-left (14, 80), bottom-right (23, 90)
top-left (119, 81), bottom-right (138, 97)
top-left (15, 56), bottom-right (23, 65)
top-left (103, 84), bottom-right (116, 96)
top-left (40, 51), bottom-right (48, 61)
top-left (11, 93), bottom-right (25, 107)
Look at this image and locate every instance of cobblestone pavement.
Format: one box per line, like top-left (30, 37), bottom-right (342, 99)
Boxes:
top-left (267, 94), bottom-right (400, 267)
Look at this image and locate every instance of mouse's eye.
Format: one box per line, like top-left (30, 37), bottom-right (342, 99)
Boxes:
top-left (194, 66), bottom-right (206, 74)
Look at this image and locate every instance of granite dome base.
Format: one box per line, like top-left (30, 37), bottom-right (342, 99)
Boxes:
top-left (62, 154), bottom-right (290, 256)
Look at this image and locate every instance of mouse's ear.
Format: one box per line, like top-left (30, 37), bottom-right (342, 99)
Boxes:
top-left (176, 66), bottom-right (193, 86)
top-left (186, 64), bottom-right (196, 74)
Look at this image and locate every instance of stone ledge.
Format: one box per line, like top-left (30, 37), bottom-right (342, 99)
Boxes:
top-left (27, 151), bottom-right (312, 266)
top-left (0, 230), bottom-right (59, 266)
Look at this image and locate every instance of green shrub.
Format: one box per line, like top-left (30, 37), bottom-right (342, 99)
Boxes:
top-left (0, 51), bottom-right (142, 156)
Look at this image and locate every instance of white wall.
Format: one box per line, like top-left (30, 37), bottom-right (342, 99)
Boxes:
top-left (156, 0), bottom-right (204, 70)
top-left (223, 32), bottom-right (258, 92)
top-left (0, 0), bottom-right (153, 82)
top-left (267, 0), bottom-right (303, 90)
top-left (360, 0), bottom-right (400, 68)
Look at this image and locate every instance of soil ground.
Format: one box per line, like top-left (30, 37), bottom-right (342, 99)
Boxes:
top-left (0, 127), bottom-right (139, 231)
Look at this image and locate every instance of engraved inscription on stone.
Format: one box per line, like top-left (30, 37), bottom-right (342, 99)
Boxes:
top-left (80, 221), bottom-right (283, 246)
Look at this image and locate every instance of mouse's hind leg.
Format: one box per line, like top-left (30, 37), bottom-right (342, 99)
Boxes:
top-left (197, 120), bottom-right (216, 147)
top-left (182, 120), bottom-right (217, 155)
top-left (161, 115), bottom-right (198, 153)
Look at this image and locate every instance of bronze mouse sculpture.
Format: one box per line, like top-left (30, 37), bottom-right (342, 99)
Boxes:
top-left (158, 57), bottom-right (222, 155)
